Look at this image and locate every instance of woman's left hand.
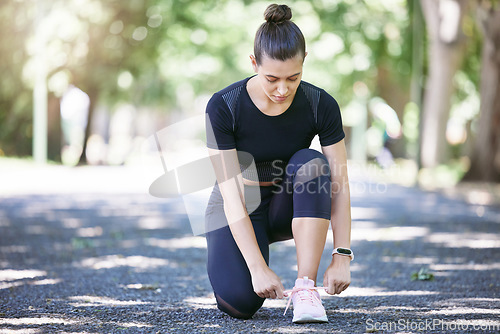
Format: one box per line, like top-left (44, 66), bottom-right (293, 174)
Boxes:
top-left (323, 255), bottom-right (351, 295)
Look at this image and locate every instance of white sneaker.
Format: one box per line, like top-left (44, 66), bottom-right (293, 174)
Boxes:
top-left (284, 276), bottom-right (328, 324)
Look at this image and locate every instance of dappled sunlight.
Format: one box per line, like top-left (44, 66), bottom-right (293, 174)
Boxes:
top-left (444, 297), bottom-right (499, 304)
top-left (334, 306), bottom-right (423, 316)
top-left (373, 305), bottom-right (419, 311)
top-left (0, 280), bottom-right (24, 290)
top-left (183, 295), bottom-right (217, 309)
top-left (76, 226), bottom-right (103, 237)
top-left (121, 283), bottom-right (161, 293)
top-left (351, 207), bottom-right (383, 221)
top-left (1, 152), bottom-right (498, 332)
top-left (29, 278), bottom-right (62, 286)
top-left (0, 317), bottom-right (76, 326)
top-left (0, 245), bottom-right (30, 254)
top-left (381, 256), bottom-right (436, 264)
top-left (147, 236), bottom-right (206, 249)
top-left (68, 295), bottom-right (151, 307)
top-left (0, 269), bottom-right (47, 281)
top-left (115, 239), bottom-right (140, 249)
top-left (437, 298), bottom-right (500, 313)
top-left (262, 298), bottom-right (288, 309)
top-left (267, 327), bottom-right (326, 333)
top-left (61, 217), bottom-right (83, 229)
top-left (113, 321), bottom-right (154, 329)
top-left (77, 255), bottom-right (169, 270)
top-left (137, 216), bottom-right (173, 230)
top-left (346, 263), bottom-right (366, 273)
top-left (0, 329), bottom-right (40, 334)
top-left (270, 238), bottom-right (296, 250)
top-left (0, 165), bottom-right (156, 196)
top-left (339, 287), bottom-right (439, 298)
top-left (466, 190), bottom-right (493, 206)
top-left (427, 308), bottom-right (500, 316)
top-left (430, 263), bottom-right (500, 271)
top-left (353, 225), bottom-right (429, 242)
top-left (0, 269), bottom-right (62, 289)
top-left (425, 232), bottom-right (500, 248)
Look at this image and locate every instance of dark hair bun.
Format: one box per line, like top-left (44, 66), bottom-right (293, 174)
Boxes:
top-left (264, 4), bottom-right (292, 24)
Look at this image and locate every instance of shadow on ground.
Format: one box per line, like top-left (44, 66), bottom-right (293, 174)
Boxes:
top-left (0, 178), bottom-right (499, 333)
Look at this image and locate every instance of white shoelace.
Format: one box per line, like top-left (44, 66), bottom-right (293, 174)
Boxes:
top-left (283, 286), bottom-right (327, 315)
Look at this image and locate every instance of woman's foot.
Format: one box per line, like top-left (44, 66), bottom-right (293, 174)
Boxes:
top-left (285, 276), bottom-right (328, 323)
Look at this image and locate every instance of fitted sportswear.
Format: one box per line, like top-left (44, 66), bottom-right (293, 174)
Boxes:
top-left (205, 76), bottom-right (345, 182)
top-left (205, 148), bottom-right (332, 319)
top-left (204, 77), bottom-right (344, 319)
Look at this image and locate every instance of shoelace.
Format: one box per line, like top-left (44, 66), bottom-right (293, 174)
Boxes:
top-left (283, 286), bottom-right (328, 315)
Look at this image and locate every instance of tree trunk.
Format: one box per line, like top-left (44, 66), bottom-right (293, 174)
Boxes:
top-left (464, 4), bottom-right (500, 182)
top-left (420, 0), bottom-right (467, 167)
top-left (77, 88), bottom-right (98, 165)
top-left (47, 93), bottom-right (61, 162)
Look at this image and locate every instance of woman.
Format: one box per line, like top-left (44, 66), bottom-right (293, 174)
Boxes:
top-left (204, 4), bottom-right (352, 324)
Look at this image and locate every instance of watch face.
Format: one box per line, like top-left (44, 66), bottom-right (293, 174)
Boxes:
top-left (337, 248), bottom-right (351, 255)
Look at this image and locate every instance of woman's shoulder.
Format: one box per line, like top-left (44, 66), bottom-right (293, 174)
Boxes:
top-left (298, 80), bottom-right (339, 109)
top-left (207, 77), bottom-right (251, 117)
top-left (207, 77), bottom-right (251, 110)
top-left (299, 80), bottom-right (336, 98)
top-left (213, 77), bottom-right (251, 97)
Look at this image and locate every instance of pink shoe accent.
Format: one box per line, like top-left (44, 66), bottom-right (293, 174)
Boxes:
top-left (283, 276), bottom-right (328, 323)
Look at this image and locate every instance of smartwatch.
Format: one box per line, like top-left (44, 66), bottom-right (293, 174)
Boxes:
top-left (332, 247), bottom-right (354, 261)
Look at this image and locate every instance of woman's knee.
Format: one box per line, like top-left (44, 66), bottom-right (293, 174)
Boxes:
top-left (288, 148), bottom-right (328, 165)
top-left (288, 149), bottom-right (330, 178)
top-left (214, 292), bottom-right (264, 319)
top-left (287, 149), bottom-right (331, 182)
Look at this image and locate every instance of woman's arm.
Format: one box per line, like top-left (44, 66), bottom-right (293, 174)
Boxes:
top-left (208, 148), bottom-right (284, 299)
top-left (321, 139), bottom-right (352, 294)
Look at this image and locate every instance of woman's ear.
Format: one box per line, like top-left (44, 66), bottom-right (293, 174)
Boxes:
top-left (250, 55), bottom-right (258, 73)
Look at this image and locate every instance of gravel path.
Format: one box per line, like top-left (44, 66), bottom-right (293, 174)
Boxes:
top-left (0, 166), bottom-right (499, 333)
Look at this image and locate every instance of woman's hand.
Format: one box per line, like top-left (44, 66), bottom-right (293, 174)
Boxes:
top-left (323, 255), bottom-right (351, 295)
top-left (250, 265), bottom-right (285, 299)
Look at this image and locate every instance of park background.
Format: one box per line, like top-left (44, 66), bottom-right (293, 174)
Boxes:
top-left (0, 0), bottom-right (499, 333)
top-left (1, 0), bottom-right (499, 187)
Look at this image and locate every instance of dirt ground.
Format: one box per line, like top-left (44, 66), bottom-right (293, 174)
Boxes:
top-left (0, 165), bottom-right (499, 333)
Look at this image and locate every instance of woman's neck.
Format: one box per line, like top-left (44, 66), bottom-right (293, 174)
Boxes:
top-left (246, 76), bottom-right (294, 116)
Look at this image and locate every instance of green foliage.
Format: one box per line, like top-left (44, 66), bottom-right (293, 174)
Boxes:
top-left (0, 1), bottom-right (34, 156)
top-left (0, 0), bottom-right (486, 160)
top-left (71, 237), bottom-right (95, 250)
top-left (411, 267), bottom-right (435, 281)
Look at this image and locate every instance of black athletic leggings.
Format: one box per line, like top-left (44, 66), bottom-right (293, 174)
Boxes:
top-left (205, 148), bottom-right (332, 319)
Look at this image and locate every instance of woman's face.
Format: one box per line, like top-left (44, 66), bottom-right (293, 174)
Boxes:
top-left (251, 54), bottom-right (305, 105)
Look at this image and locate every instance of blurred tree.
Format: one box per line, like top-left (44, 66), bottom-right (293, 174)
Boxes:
top-left (420, 0), bottom-right (468, 168)
top-left (0, 0), bottom-right (421, 164)
top-left (0, 0), bottom-right (492, 179)
top-left (0, 1), bottom-right (33, 157)
top-left (309, 0), bottom-right (414, 161)
top-left (76, 0), bottom-right (229, 164)
top-left (74, 0), bottom-right (158, 164)
top-left (465, 0), bottom-right (500, 181)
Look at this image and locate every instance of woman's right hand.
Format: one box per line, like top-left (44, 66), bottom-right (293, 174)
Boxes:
top-left (250, 265), bottom-right (285, 299)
